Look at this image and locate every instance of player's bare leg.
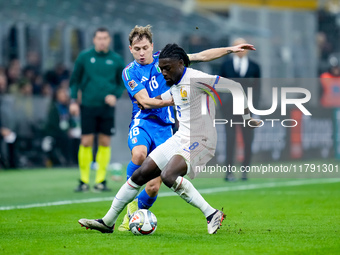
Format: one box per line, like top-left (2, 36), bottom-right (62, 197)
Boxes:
top-left (145, 176), bottom-right (162, 196)
top-left (118, 146), bottom-right (162, 231)
top-left (131, 145), bottom-right (147, 165)
top-left (118, 146), bottom-right (147, 231)
top-left (130, 156), bottom-right (162, 185)
top-left (160, 155), bottom-right (226, 234)
top-left (79, 156), bottom-right (161, 232)
top-left (118, 180), bottom-right (162, 231)
top-left (131, 146), bottom-right (162, 199)
top-left (130, 146), bottom-right (162, 196)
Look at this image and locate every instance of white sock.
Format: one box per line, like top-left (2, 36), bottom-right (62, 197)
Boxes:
top-left (171, 176), bottom-right (215, 218)
top-left (102, 178), bottom-right (141, 227)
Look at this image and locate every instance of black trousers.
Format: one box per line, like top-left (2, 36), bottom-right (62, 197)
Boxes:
top-left (225, 116), bottom-right (254, 177)
top-left (0, 140), bottom-right (17, 169)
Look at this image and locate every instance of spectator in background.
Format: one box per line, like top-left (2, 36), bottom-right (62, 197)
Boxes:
top-left (26, 51), bottom-right (41, 76)
top-left (10, 78), bottom-right (33, 96)
top-left (31, 74), bottom-right (44, 95)
top-left (0, 76), bottom-right (17, 169)
top-left (6, 59), bottom-right (22, 95)
top-left (23, 66), bottom-right (36, 83)
top-left (320, 55), bottom-right (340, 108)
top-left (43, 86), bottom-right (80, 166)
top-left (0, 66), bottom-right (5, 75)
top-left (0, 122), bottom-right (17, 169)
top-left (40, 83), bottom-right (53, 98)
top-left (0, 74), bottom-right (8, 94)
top-left (317, 32), bottom-right (333, 61)
top-left (317, 32), bottom-right (334, 74)
top-left (22, 66), bottom-right (44, 95)
top-left (220, 38), bottom-right (261, 181)
top-left (6, 59), bottom-right (21, 90)
top-left (12, 79), bottom-right (34, 147)
top-left (45, 63), bottom-right (70, 89)
top-left (69, 27), bottom-right (125, 192)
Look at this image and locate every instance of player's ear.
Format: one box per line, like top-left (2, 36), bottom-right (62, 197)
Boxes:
top-left (178, 59), bottom-right (184, 67)
top-left (129, 45), bottom-right (133, 53)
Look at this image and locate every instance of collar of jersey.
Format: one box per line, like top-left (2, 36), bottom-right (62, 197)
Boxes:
top-left (175, 67), bottom-right (187, 85)
top-left (93, 48), bottom-right (110, 56)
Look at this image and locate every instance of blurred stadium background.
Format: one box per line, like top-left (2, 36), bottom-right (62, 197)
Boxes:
top-left (0, 0), bottom-right (339, 170)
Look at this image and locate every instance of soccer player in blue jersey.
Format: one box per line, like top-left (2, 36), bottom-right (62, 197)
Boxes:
top-left (117, 25), bottom-right (255, 231)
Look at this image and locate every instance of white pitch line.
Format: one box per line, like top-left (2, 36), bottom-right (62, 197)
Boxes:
top-left (1, 178), bottom-right (339, 211)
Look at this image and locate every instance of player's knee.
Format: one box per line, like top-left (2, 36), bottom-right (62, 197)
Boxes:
top-left (98, 134), bottom-right (111, 147)
top-left (146, 181), bottom-right (160, 196)
top-left (81, 140), bottom-right (92, 147)
top-left (81, 135), bottom-right (94, 147)
top-left (145, 185), bottom-right (159, 196)
top-left (132, 150), bottom-right (147, 165)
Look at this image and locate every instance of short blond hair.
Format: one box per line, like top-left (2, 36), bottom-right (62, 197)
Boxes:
top-left (129, 25), bottom-right (153, 45)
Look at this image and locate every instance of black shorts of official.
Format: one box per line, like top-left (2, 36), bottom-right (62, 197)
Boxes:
top-left (80, 105), bottom-right (115, 136)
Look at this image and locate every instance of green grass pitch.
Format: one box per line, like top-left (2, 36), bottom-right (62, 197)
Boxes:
top-left (0, 164), bottom-right (339, 255)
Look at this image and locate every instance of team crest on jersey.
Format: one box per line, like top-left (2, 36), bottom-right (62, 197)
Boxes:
top-left (180, 87), bottom-right (188, 102)
top-left (106, 59), bottom-right (113, 65)
top-left (128, 80), bottom-right (138, 90)
top-left (132, 137), bottom-right (138, 144)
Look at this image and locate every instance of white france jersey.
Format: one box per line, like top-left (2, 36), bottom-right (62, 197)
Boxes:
top-left (155, 67), bottom-right (247, 178)
top-left (163, 67), bottom-right (220, 147)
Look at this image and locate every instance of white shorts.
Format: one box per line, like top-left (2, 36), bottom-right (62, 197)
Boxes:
top-left (149, 133), bottom-right (215, 179)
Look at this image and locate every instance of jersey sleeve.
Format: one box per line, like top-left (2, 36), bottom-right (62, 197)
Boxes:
top-left (190, 71), bottom-right (219, 92)
top-left (215, 76), bottom-right (249, 110)
top-left (122, 64), bottom-right (145, 98)
top-left (160, 89), bottom-right (172, 100)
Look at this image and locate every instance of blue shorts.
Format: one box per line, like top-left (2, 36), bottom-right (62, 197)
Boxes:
top-left (128, 118), bottom-right (173, 155)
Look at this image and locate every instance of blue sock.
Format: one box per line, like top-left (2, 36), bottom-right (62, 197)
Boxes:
top-left (126, 161), bottom-right (140, 180)
top-left (137, 188), bottom-right (158, 209)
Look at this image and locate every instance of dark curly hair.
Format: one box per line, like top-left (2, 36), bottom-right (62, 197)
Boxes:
top-left (159, 43), bottom-right (190, 67)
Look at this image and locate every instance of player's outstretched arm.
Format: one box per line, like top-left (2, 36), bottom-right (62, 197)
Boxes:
top-left (188, 44), bottom-right (256, 63)
top-left (134, 89), bottom-right (173, 109)
top-left (213, 77), bottom-right (260, 128)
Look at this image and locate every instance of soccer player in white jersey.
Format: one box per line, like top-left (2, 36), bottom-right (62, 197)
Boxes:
top-left (78, 44), bottom-right (261, 234)
top-left (118, 25), bottom-right (256, 231)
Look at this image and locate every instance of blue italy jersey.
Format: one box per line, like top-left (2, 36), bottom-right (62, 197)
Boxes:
top-left (122, 52), bottom-right (175, 125)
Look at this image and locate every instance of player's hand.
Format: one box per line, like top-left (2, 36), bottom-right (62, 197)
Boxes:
top-left (230, 44), bottom-right (256, 53)
top-left (69, 102), bottom-right (80, 116)
top-left (105, 95), bottom-right (117, 107)
top-left (165, 99), bottom-right (174, 106)
top-left (246, 118), bottom-right (262, 129)
top-left (134, 101), bottom-right (145, 110)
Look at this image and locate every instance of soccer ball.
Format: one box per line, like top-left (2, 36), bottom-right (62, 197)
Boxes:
top-left (129, 209), bottom-right (157, 235)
